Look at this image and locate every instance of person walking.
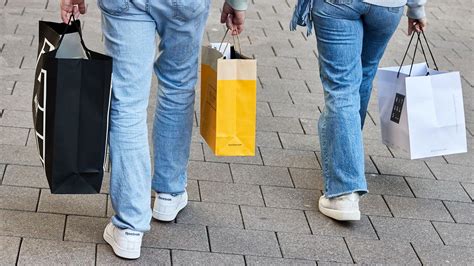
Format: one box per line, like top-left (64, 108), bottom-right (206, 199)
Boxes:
top-left (290, 0), bottom-right (427, 221)
top-left (60, 0), bottom-right (247, 259)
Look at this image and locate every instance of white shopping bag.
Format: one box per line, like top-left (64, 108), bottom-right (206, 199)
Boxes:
top-left (376, 62), bottom-right (467, 159)
top-left (210, 42), bottom-right (231, 59)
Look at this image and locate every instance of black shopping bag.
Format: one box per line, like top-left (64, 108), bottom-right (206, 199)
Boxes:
top-left (33, 18), bottom-right (112, 194)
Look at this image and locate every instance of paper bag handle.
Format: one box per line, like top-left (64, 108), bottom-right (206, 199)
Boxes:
top-left (218, 28), bottom-right (243, 59)
top-left (57, 14), bottom-right (92, 59)
top-left (397, 30), bottom-right (438, 78)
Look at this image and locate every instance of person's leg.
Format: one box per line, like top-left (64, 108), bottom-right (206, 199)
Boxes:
top-left (359, 5), bottom-right (403, 127)
top-left (148, 0), bottom-right (210, 194)
top-left (100, 1), bottom-right (156, 232)
top-left (312, 0), bottom-right (367, 198)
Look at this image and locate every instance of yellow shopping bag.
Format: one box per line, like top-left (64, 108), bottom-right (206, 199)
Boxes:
top-left (200, 41), bottom-right (257, 156)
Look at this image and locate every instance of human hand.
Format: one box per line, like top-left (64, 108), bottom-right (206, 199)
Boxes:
top-left (60, 0), bottom-right (87, 23)
top-left (408, 18), bottom-right (427, 35)
top-left (220, 2), bottom-right (246, 36)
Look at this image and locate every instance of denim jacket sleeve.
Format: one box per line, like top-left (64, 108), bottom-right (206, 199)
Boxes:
top-left (406, 0), bottom-right (427, 19)
top-left (225, 0), bottom-right (248, 11)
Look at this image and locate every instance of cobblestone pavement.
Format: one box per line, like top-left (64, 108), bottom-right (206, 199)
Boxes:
top-left (1, 0), bottom-right (473, 264)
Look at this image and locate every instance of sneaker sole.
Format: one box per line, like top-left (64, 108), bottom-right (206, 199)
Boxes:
top-left (103, 227), bottom-right (140, 259)
top-left (152, 200), bottom-right (188, 222)
top-left (318, 202), bottom-right (361, 221)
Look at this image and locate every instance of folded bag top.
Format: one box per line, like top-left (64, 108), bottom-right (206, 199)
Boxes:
top-left (33, 16), bottom-right (113, 194)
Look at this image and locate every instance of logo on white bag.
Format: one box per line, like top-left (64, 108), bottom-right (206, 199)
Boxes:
top-left (34, 38), bottom-right (55, 165)
top-left (390, 93), bottom-right (405, 124)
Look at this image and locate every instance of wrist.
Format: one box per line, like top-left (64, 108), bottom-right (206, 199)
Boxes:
top-left (225, 0), bottom-right (248, 11)
top-left (407, 6), bottom-right (426, 20)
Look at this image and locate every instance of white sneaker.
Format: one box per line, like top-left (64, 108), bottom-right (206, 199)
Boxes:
top-left (318, 193), bottom-right (361, 221)
top-left (103, 223), bottom-right (143, 259)
top-left (152, 191), bottom-right (188, 222)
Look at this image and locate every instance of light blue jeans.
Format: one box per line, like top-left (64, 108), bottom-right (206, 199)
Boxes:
top-left (312, 0), bottom-right (403, 198)
top-left (98, 0), bottom-right (210, 232)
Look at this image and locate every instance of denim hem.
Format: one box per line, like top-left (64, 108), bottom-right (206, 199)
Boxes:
top-left (324, 189), bottom-right (368, 199)
top-left (111, 216), bottom-right (151, 233)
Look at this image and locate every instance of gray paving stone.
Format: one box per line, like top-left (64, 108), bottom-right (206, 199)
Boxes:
top-left (365, 155), bottom-right (379, 174)
top-left (427, 161), bottom-right (474, 182)
top-left (208, 227), bottom-right (281, 257)
top-left (461, 182), bottom-right (474, 200)
top-left (316, 262), bottom-right (354, 266)
top-left (176, 201), bottom-right (243, 228)
top-left (38, 189), bottom-right (107, 217)
top-left (200, 181), bottom-right (264, 206)
top-left (290, 92), bottom-right (325, 106)
top-left (300, 118), bottom-right (319, 135)
top-left (18, 238), bottom-right (95, 265)
top-left (433, 222), bottom-right (474, 247)
top-left (97, 244), bottom-right (171, 265)
top-left (384, 195), bottom-right (453, 222)
top-left (259, 77), bottom-right (310, 93)
top-left (187, 179), bottom-right (201, 201)
top-left (203, 145), bottom-right (263, 165)
top-left (0, 80), bottom-right (15, 95)
top-left (1, 165), bottom-right (48, 188)
top-left (0, 185), bottom-right (39, 211)
top-left (258, 57), bottom-right (299, 70)
top-left (256, 131), bottom-right (282, 148)
top-left (256, 116), bottom-right (304, 134)
top-left (144, 222), bottom-right (208, 251)
top-left (443, 201), bottom-right (474, 224)
top-left (191, 128), bottom-right (204, 143)
top-left (256, 102), bottom-right (273, 117)
top-left (270, 103), bottom-right (319, 119)
top-left (0, 93), bottom-right (31, 111)
top-left (260, 148), bottom-right (319, 169)
top-left (277, 68), bottom-right (319, 82)
top-left (100, 172), bottom-right (110, 194)
top-left (0, 236), bottom-right (21, 265)
top-left (363, 141), bottom-right (393, 157)
top-left (0, 145), bottom-right (41, 166)
top-left (413, 244), bottom-right (474, 265)
top-left (444, 152), bottom-right (474, 166)
top-left (366, 174), bottom-right (414, 197)
top-left (359, 194), bottom-right (392, 217)
top-left (0, 126), bottom-right (28, 145)
top-left (278, 233), bottom-right (352, 263)
top-left (406, 177), bottom-right (471, 202)
top-left (345, 239), bottom-right (420, 264)
top-left (257, 87), bottom-right (293, 103)
top-left (64, 215), bottom-right (109, 243)
top-left (371, 156), bottom-right (434, 179)
top-left (279, 133), bottom-right (320, 151)
top-left (289, 168), bottom-right (324, 190)
top-left (0, 209), bottom-right (65, 240)
top-left (0, 164), bottom-right (5, 182)
top-left (173, 250), bottom-right (244, 266)
top-left (231, 164), bottom-right (293, 187)
top-left (388, 148), bottom-right (448, 164)
top-left (370, 216), bottom-right (443, 244)
top-left (189, 142), bottom-right (204, 161)
top-left (241, 206), bottom-right (311, 233)
top-left (246, 256), bottom-right (316, 266)
top-left (306, 212), bottom-right (377, 239)
top-left (0, 110), bottom-right (31, 128)
top-left (188, 161), bottom-right (232, 182)
top-left (262, 186), bottom-right (320, 210)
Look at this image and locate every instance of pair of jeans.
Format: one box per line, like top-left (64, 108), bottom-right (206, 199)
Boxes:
top-left (98, 0), bottom-right (210, 232)
top-left (312, 0), bottom-right (403, 198)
